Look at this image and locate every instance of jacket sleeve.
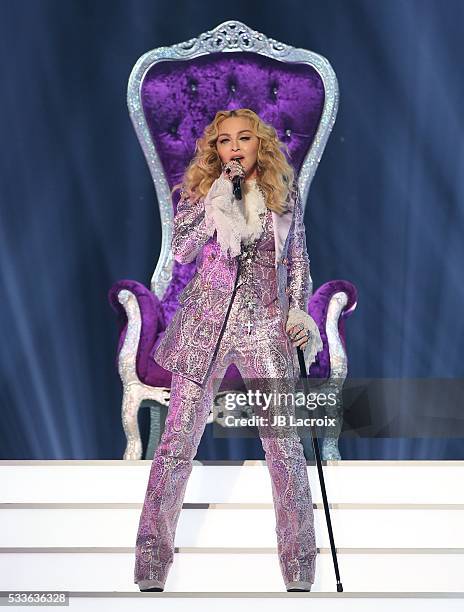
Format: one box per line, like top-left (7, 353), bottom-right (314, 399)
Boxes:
top-left (171, 191), bottom-right (215, 264)
top-left (286, 182), bottom-right (313, 312)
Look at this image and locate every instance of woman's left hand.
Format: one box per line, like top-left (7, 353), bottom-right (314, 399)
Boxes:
top-left (285, 308), bottom-right (323, 365)
top-left (287, 321), bottom-right (311, 350)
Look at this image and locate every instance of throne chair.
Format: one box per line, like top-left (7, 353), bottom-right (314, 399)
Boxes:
top-left (108, 20), bottom-right (358, 461)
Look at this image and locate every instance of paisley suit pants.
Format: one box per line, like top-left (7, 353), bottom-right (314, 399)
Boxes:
top-left (134, 291), bottom-right (317, 591)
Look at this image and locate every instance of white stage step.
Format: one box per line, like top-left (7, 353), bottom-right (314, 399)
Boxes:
top-left (1, 550), bottom-right (463, 593)
top-left (1, 461), bottom-right (463, 609)
top-left (2, 461), bottom-right (464, 504)
top-left (4, 594), bottom-right (462, 612)
top-left (1, 507), bottom-right (463, 548)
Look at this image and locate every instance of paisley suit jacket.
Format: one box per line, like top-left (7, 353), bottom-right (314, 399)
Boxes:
top-left (153, 180), bottom-right (313, 386)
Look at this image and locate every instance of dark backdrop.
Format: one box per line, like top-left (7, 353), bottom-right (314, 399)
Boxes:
top-left (1, 0), bottom-right (463, 459)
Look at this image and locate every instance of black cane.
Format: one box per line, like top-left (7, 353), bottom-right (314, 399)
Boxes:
top-left (296, 346), bottom-right (343, 593)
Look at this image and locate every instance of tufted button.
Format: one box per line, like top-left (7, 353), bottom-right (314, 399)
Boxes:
top-left (272, 85), bottom-right (278, 96)
top-left (285, 128), bottom-right (292, 137)
top-left (169, 125), bottom-right (178, 135)
top-left (230, 83), bottom-right (236, 92)
top-left (190, 82), bottom-right (197, 91)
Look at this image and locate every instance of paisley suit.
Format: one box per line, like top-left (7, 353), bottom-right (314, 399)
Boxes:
top-left (153, 176), bottom-right (314, 386)
top-left (134, 177), bottom-right (317, 592)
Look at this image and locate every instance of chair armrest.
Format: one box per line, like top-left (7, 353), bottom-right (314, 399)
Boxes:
top-left (108, 279), bottom-right (165, 376)
top-left (309, 280), bottom-right (357, 323)
top-left (307, 280), bottom-right (358, 377)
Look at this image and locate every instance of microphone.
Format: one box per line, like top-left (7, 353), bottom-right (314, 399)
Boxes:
top-left (232, 174), bottom-right (243, 200)
top-left (231, 159), bottom-right (244, 200)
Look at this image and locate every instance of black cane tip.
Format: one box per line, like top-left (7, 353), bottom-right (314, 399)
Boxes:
top-left (336, 582), bottom-right (343, 592)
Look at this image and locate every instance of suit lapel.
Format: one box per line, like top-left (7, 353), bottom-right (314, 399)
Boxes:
top-left (271, 208), bottom-right (293, 268)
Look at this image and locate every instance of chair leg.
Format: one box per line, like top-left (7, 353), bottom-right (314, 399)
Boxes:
top-left (116, 289), bottom-right (170, 460)
top-left (322, 437), bottom-right (342, 460)
top-left (145, 401), bottom-right (169, 459)
top-left (121, 383), bottom-right (171, 460)
top-left (122, 383), bottom-right (144, 460)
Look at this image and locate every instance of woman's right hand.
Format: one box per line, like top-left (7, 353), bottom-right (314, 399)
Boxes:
top-left (222, 159), bottom-right (246, 183)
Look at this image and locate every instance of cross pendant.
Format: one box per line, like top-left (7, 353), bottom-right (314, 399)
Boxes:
top-left (245, 320), bottom-right (254, 335)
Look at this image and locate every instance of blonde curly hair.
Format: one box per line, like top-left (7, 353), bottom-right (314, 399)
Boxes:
top-left (171, 108), bottom-right (297, 215)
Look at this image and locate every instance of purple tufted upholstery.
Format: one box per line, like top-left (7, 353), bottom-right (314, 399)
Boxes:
top-left (142, 51), bottom-right (325, 328)
top-left (142, 52), bottom-right (324, 199)
top-left (109, 49), bottom-right (357, 390)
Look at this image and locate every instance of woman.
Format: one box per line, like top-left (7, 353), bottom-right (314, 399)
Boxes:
top-left (134, 108), bottom-right (323, 593)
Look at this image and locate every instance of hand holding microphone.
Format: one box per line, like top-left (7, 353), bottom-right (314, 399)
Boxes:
top-left (222, 158), bottom-right (245, 200)
top-left (204, 158), bottom-right (247, 258)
